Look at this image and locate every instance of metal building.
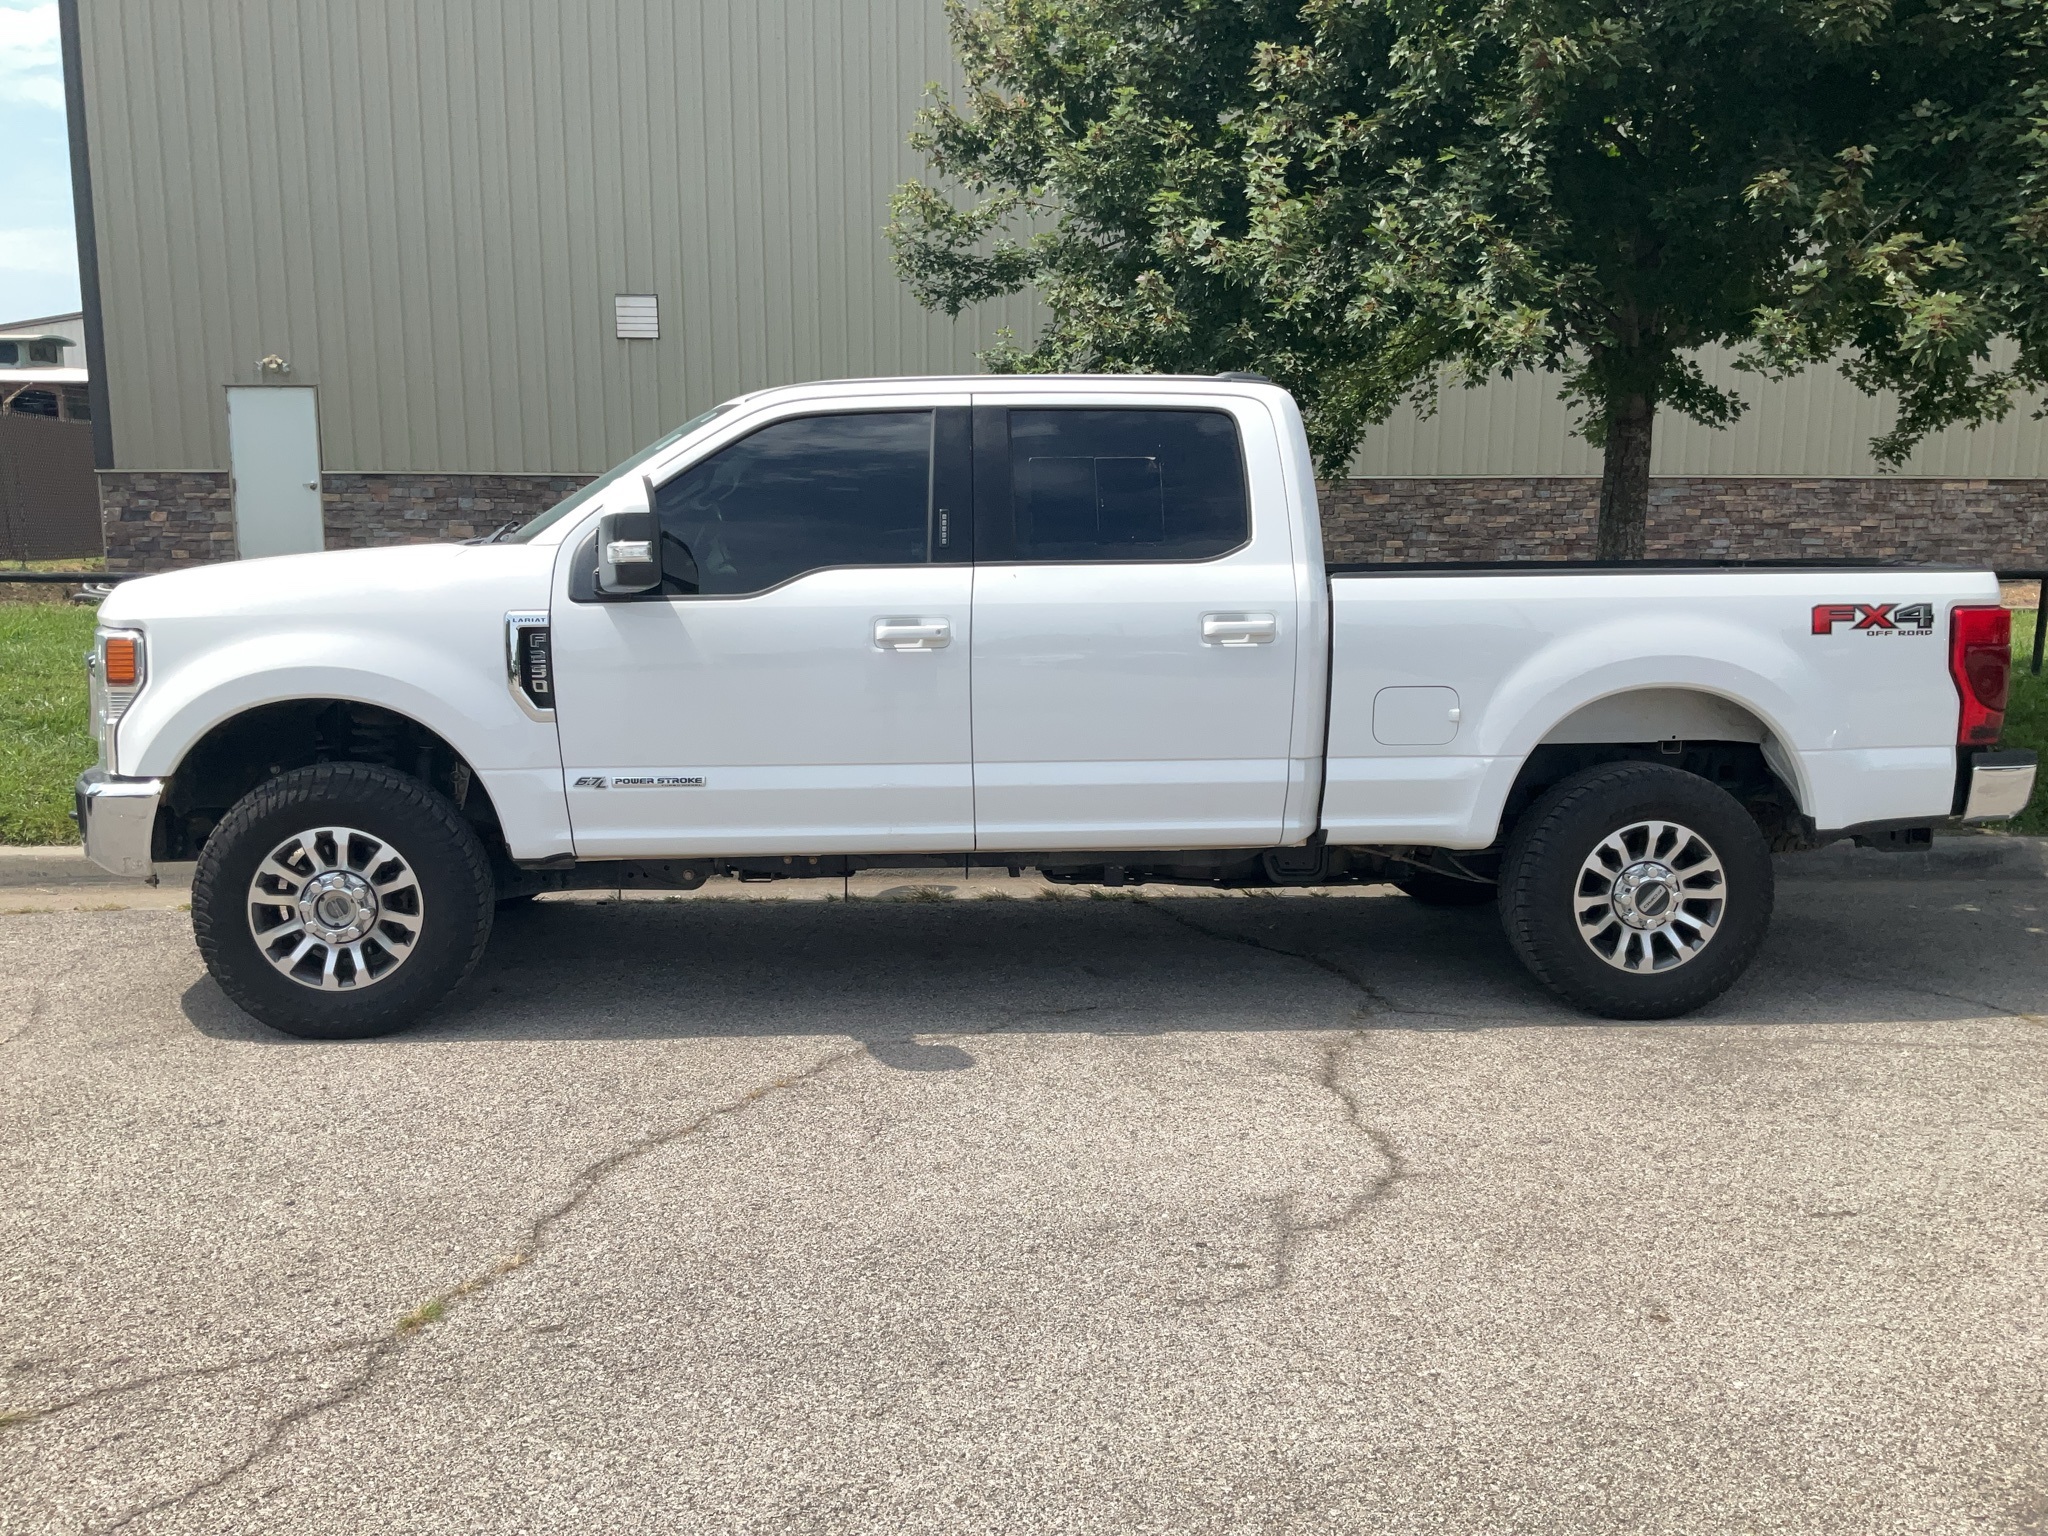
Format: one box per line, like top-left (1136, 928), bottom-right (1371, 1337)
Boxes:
top-left (62, 0), bottom-right (1038, 566)
top-left (58, 0), bottom-right (2047, 569)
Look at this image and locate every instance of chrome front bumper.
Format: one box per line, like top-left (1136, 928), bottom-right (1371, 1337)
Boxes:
top-left (76, 768), bottom-right (164, 883)
top-left (1961, 750), bottom-right (2038, 823)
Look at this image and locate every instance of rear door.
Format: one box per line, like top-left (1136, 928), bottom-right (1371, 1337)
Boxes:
top-left (968, 396), bottom-right (1302, 850)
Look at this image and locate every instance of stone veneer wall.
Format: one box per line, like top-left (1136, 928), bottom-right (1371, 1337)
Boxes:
top-left (101, 471), bottom-right (597, 571)
top-left (99, 471), bottom-right (235, 568)
top-left (103, 470), bottom-right (2048, 572)
top-left (1320, 477), bottom-right (2048, 567)
top-left (320, 473), bottom-right (597, 551)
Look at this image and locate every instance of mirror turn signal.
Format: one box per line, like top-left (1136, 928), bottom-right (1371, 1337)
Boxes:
top-left (595, 508), bottom-right (661, 595)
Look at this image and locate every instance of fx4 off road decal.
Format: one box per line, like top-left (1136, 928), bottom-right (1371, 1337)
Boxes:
top-left (1811, 602), bottom-right (1935, 636)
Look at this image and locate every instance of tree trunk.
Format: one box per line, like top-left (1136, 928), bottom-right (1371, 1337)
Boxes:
top-left (1596, 395), bottom-right (1653, 560)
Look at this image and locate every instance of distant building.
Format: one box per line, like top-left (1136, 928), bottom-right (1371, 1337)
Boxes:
top-left (0, 310), bottom-right (85, 368)
top-left (0, 309), bottom-right (99, 560)
top-left (55, 0), bottom-right (2047, 570)
top-left (0, 310), bottom-right (92, 423)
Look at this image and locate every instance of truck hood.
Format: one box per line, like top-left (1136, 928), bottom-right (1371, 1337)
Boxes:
top-left (99, 541), bottom-right (559, 625)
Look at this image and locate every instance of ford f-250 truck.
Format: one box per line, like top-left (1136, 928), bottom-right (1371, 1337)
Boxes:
top-left (76, 375), bottom-right (2036, 1037)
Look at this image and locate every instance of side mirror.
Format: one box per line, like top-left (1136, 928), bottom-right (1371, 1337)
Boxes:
top-left (595, 508), bottom-right (660, 595)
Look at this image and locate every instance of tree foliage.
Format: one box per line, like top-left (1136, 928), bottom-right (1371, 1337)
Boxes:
top-left (891, 0), bottom-right (2048, 556)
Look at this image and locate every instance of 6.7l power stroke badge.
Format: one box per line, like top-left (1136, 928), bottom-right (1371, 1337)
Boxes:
top-left (571, 775), bottom-right (706, 789)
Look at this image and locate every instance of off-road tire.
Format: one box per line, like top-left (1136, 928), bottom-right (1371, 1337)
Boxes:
top-left (1497, 761), bottom-right (1772, 1019)
top-left (192, 763), bottom-right (495, 1039)
top-left (1393, 869), bottom-right (1497, 907)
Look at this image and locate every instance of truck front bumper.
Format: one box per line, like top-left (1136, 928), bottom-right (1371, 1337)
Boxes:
top-left (75, 768), bottom-right (164, 883)
top-left (1960, 749), bottom-right (2038, 823)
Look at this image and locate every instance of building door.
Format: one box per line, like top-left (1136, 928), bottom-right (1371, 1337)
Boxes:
top-left (969, 402), bottom-right (1303, 850)
top-left (227, 387), bottom-right (323, 558)
top-left (549, 405), bottom-right (976, 858)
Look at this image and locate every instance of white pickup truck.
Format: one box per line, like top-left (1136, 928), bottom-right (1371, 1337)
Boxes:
top-left (77, 375), bottom-right (2035, 1037)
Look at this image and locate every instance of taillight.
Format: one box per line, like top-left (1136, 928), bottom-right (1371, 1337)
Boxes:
top-left (1949, 605), bottom-right (2011, 745)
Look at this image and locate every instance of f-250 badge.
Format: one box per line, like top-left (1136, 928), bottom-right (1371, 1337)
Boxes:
top-left (1811, 602), bottom-right (1935, 636)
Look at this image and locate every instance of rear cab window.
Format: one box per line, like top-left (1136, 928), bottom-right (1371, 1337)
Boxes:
top-left (974, 408), bottom-right (1250, 564)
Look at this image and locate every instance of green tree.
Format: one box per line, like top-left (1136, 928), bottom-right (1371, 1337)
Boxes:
top-left (890, 0), bottom-right (2048, 558)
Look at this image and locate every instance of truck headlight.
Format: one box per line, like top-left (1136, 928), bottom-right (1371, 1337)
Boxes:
top-left (89, 627), bottom-right (146, 773)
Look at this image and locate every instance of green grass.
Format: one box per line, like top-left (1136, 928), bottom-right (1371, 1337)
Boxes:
top-left (0, 604), bottom-right (97, 844)
top-left (2, 556), bottom-right (105, 572)
top-left (394, 1296), bottom-right (448, 1333)
top-left (2005, 609), bottom-right (2048, 835)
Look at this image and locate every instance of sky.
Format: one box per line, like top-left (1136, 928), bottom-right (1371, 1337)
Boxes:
top-left (0, 0), bottom-right (80, 325)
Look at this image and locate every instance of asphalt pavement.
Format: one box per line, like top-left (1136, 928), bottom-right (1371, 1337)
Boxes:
top-left (2, 867), bottom-right (2045, 1534)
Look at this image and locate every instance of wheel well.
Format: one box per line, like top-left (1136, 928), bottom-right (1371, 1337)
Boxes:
top-left (1499, 740), bottom-right (1809, 852)
top-left (157, 700), bottom-right (503, 862)
top-left (1536, 688), bottom-right (1773, 749)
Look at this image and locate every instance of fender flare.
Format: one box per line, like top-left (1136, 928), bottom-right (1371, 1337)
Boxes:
top-left (1467, 619), bottom-right (1817, 839)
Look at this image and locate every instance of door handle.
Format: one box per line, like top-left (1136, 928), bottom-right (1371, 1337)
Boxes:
top-left (874, 617), bottom-right (952, 651)
top-left (1201, 613), bottom-right (1277, 646)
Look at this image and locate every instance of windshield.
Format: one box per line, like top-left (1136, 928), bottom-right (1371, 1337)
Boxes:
top-left (502, 402), bottom-right (739, 543)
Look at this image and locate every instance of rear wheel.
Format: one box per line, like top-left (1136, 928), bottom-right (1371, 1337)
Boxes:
top-left (191, 763), bottom-right (495, 1039)
top-left (1497, 761), bottom-right (1772, 1019)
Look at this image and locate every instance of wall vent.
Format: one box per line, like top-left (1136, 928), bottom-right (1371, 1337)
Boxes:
top-left (614, 295), bottom-right (659, 340)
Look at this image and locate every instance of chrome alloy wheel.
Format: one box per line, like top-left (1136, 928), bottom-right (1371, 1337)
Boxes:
top-left (246, 827), bottom-right (425, 990)
top-left (1574, 819), bottom-right (1726, 973)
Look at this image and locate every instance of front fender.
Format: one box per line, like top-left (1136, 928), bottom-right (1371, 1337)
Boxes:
top-left (124, 628), bottom-right (554, 780)
top-left (123, 630), bottom-right (572, 864)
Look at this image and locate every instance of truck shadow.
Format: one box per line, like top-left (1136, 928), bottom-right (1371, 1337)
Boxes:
top-left (179, 880), bottom-right (2046, 1050)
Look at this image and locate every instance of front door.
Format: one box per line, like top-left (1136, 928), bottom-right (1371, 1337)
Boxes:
top-left (227, 386), bottom-right (324, 558)
top-left (969, 400), bottom-right (1303, 850)
top-left (549, 405), bottom-right (975, 858)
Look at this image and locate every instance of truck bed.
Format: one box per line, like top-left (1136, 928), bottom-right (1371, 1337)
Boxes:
top-left (1319, 563), bottom-right (1998, 849)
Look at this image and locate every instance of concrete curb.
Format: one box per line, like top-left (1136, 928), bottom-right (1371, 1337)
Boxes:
top-left (0, 846), bottom-right (195, 912)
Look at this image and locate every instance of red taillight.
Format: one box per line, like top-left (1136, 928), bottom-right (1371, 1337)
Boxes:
top-left (1949, 605), bottom-right (2011, 745)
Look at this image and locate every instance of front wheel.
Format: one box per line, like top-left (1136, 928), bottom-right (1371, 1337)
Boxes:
top-left (1497, 761), bottom-right (1772, 1019)
top-left (191, 763), bottom-right (496, 1039)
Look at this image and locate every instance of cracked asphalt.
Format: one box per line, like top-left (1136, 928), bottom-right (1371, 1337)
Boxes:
top-left (3, 872), bottom-right (2046, 1535)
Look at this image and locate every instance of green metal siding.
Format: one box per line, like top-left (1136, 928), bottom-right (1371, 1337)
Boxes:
top-left (77, 0), bottom-right (1039, 474)
top-left (1353, 346), bottom-right (2048, 479)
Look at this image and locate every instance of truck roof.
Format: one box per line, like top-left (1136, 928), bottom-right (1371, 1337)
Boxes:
top-left (726, 372), bottom-right (1286, 404)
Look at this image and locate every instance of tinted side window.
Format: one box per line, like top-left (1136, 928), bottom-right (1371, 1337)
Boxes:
top-left (653, 411), bottom-right (932, 595)
top-left (992, 409), bottom-right (1248, 563)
